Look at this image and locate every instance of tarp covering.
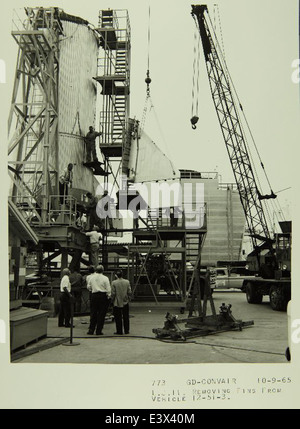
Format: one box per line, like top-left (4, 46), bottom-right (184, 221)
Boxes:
top-left (127, 129), bottom-right (180, 183)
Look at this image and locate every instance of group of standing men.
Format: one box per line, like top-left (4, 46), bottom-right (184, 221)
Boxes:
top-left (58, 125), bottom-right (133, 335)
top-left (58, 266), bottom-right (132, 336)
top-left (86, 265), bottom-right (132, 336)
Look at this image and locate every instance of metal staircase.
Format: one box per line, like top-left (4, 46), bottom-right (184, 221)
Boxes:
top-left (112, 95), bottom-right (126, 144)
top-left (96, 10), bottom-right (131, 148)
top-left (186, 234), bottom-right (201, 265)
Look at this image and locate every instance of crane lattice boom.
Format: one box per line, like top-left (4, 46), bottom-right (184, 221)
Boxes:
top-left (191, 4), bottom-right (273, 254)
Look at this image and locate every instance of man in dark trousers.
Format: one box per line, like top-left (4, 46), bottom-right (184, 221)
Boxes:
top-left (86, 265), bottom-right (111, 335)
top-left (69, 269), bottom-right (83, 314)
top-left (111, 270), bottom-right (132, 335)
top-left (85, 126), bottom-right (102, 163)
top-left (58, 268), bottom-right (73, 327)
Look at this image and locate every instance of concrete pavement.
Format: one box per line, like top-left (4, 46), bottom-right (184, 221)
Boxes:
top-left (11, 291), bottom-right (288, 364)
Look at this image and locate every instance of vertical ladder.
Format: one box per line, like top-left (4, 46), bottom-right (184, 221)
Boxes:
top-left (22, 84), bottom-right (44, 196)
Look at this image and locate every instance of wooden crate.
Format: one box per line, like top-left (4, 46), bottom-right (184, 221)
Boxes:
top-left (10, 307), bottom-right (48, 352)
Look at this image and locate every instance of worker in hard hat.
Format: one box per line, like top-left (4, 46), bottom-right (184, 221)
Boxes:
top-left (85, 126), bottom-right (102, 163)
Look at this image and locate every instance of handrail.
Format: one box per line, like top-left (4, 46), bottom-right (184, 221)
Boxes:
top-left (9, 194), bottom-right (79, 227)
top-left (143, 204), bottom-right (207, 230)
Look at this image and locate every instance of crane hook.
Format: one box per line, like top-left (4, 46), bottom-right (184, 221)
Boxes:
top-left (145, 70), bottom-right (151, 96)
top-left (190, 115), bottom-right (199, 129)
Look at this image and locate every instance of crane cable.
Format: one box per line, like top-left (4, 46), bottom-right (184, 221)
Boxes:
top-left (140, 6), bottom-right (152, 131)
top-left (207, 13), bottom-right (277, 197)
top-left (213, 4), bottom-right (227, 65)
top-left (140, 6), bottom-right (177, 175)
top-left (191, 14), bottom-right (200, 129)
top-left (146, 5), bottom-right (151, 93)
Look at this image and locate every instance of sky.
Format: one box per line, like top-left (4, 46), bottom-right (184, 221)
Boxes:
top-left (1, 0), bottom-right (298, 220)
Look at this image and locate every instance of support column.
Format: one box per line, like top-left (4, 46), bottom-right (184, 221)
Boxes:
top-left (61, 248), bottom-right (68, 271)
top-left (69, 249), bottom-right (82, 272)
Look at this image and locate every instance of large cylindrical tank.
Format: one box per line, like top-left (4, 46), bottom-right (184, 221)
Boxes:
top-left (57, 14), bottom-right (99, 194)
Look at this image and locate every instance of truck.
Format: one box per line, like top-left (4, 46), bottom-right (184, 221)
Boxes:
top-left (214, 266), bottom-right (253, 290)
top-left (241, 223), bottom-right (291, 311)
top-left (214, 224), bottom-right (291, 309)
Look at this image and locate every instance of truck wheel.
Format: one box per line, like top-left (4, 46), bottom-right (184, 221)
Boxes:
top-left (269, 285), bottom-right (287, 311)
top-left (245, 282), bottom-right (263, 304)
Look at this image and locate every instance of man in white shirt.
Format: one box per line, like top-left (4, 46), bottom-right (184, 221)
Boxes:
top-left (85, 228), bottom-right (102, 267)
top-left (58, 268), bottom-right (72, 327)
top-left (87, 265), bottom-right (111, 335)
top-left (84, 266), bottom-right (96, 288)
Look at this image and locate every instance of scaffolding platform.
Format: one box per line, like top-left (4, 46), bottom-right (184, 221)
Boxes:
top-left (32, 225), bottom-right (88, 251)
top-left (93, 76), bottom-right (127, 95)
top-left (83, 161), bottom-right (108, 176)
top-left (133, 228), bottom-right (206, 241)
top-left (99, 144), bottom-right (123, 158)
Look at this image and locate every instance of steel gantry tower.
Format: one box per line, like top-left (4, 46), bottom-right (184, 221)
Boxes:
top-left (8, 7), bottom-right (101, 283)
top-left (8, 8), bottom-right (63, 224)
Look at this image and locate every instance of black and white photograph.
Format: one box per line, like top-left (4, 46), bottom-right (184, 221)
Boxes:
top-left (0, 0), bottom-right (299, 410)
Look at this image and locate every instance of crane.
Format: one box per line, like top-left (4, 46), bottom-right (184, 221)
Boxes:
top-left (191, 5), bottom-right (291, 310)
top-left (191, 5), bottom-right (277, 269)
